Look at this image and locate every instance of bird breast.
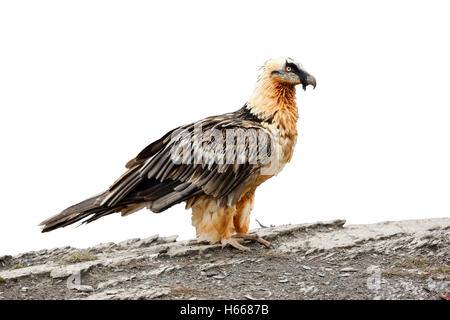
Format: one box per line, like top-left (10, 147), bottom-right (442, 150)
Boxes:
top-left (258, 124), bottom-right (298, 179)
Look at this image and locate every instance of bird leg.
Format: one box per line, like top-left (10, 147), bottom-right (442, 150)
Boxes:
top-left (221, 233), bottom-right (271, 251)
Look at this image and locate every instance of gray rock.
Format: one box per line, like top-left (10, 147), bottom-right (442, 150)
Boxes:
top-left (132, 234), bottom-right (159, 248)
top-left (157, 235), bottom-right (178, 244)
top-left (302, 265), bottom-right (312, 270)
top-left (72, 285), bottom-right (94, 293)
top-left (105, 290), bottom-right (119, 295)
top-left (0, 218), bottom-right (448, 300)
top-left (117, 238), bottom-right (141, 249)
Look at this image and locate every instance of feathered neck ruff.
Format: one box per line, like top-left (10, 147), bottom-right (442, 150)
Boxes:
top-left (246, 72), bottom-right (298, 137)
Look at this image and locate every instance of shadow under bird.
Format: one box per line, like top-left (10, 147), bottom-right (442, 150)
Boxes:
top-left (40, 57), bottom-right (316, 251)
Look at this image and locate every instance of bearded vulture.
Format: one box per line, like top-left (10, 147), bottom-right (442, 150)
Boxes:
top-left (40, 57), bottom-right (316, 251)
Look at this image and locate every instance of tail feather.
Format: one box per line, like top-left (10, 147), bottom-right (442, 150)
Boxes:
top-left (39, 192), bottom-right (108, 232)
top-left (39, 179), bottom-right (204, 233)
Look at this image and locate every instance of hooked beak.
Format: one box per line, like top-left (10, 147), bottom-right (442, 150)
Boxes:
top-left (301, 73), bottom-right (316, 91)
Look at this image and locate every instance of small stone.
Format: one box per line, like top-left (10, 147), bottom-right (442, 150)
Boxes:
top-left (205, 270), bottom-right (219, 277)
top-left (279, 279), bottom-right (289, 283)
top-left (148, 265), bottom-right (171, 276)
top-left (413, 240), bottom-right (428, 249)
top-left (20, 287), bottom-right (29, 293)
top-left (105, 290), bottom-right (119, 295)
top-left (339, 273), bottom-right (351, 277)
top-left (146, 253), bottom-right (159, 262)
top-left (325, 252), bottom-right (336, 259)
top-left (117, 238), bottom-right (140, 249)
top-left (72, 285), bottom-right (94, 293)
top-left (301, 265), bottom-right (312, 270)
top-left (50, 268), bottom-right (76, 279)
top-left (157, 235), bottom-right (178, 244)
top-left (132, 235), bottom-right (159, 248)
top-left (340, 267), bottom-right (358, 272)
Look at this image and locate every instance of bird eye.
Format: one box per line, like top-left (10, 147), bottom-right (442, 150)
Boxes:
top-left (285, 66), bottom-right (292, 72)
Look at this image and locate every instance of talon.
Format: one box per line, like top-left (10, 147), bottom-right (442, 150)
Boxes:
top-left (221, 238), bottom-right (251, 252)
top-left (234, 233), bottom-right (271, 248)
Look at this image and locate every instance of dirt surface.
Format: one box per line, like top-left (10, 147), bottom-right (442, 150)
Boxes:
top-left (0, 218), bottom-right (449, 300)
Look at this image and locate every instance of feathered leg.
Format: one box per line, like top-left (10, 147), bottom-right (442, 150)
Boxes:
top-left (190, 193), bottom-right (271, 251)
top-left (225, 191), bottom-right (272, 250)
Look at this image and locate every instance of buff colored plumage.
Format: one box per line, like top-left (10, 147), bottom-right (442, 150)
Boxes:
top-left (39, 57), bottom-right (316, 251)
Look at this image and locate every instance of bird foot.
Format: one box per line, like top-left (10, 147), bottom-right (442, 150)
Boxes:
top-left (234, 233), bottom-right (272, 248)
top-left (221, 237), bottom-right (250, 252)
top-left (221, 233), bottom-right (272, 251)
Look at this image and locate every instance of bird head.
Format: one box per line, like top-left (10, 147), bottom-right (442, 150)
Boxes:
top-left (264, 57), bottom-right (316, 91)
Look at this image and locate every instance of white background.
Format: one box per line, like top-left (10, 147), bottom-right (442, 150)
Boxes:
top-left (1, 1), bottom-right (449, 255)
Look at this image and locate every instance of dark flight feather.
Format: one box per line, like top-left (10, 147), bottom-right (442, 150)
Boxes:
top-left (39, 105), bottom-right (274, 232)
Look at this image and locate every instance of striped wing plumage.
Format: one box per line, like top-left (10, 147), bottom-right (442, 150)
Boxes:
top-left (40, 107), bottom-right (273, 231)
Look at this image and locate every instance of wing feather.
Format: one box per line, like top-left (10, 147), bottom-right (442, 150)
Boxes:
top-left (102, 108), bottom-right (273, 211)
top-left (40, 105), bottom-right (275, 232)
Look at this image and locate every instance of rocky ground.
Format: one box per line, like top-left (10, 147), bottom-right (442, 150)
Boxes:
top-left (0, 218), bottom-right (448, 300)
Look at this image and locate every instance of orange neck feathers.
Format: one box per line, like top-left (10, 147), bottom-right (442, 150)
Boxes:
top-left (247, 72), bottom-right (298, 136)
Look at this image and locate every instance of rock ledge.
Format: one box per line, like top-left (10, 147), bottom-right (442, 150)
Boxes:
top-left (0, 218), bottom-right (448, 300)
